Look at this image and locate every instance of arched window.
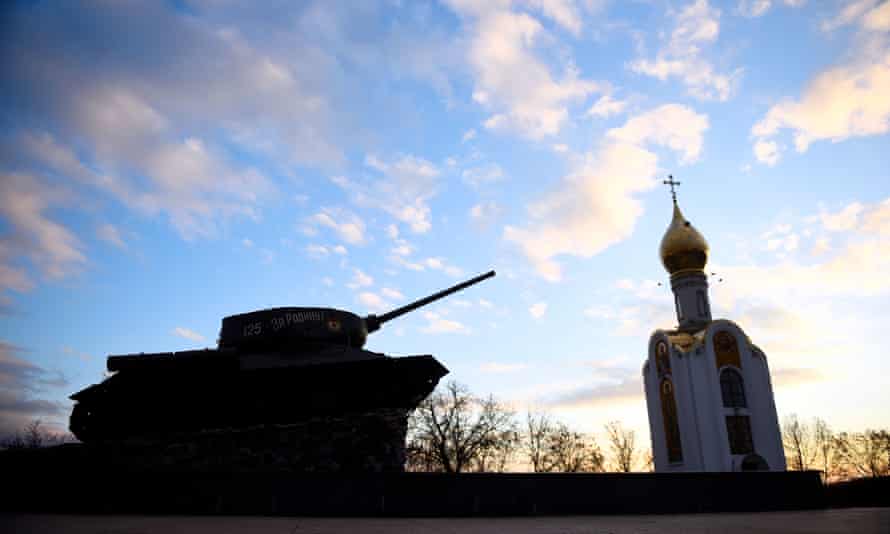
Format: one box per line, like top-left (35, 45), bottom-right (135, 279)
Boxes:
top-left (720, 368), bottom-right (747, 408)
top-left (660, 379), bottom-right (683, 463)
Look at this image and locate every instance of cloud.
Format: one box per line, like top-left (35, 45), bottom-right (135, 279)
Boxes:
top-left (587, 94), bottom-right (628, 118)
top-left (305, 244), bottom-right (331, 259)
top-left (307, 207), bottom-right (367, 245)
top-left (462, 163), bottom-right (506, 187)
top-left (470, 201), bottom-right (504, 228)
top-left (771, 367), bottom-right (824, 387)
top-left (445, 0), bottom-right (600, 138)
top-left (332, 154), bottom-right (440, 234)
top-left (172, 327), bottom-right (205, 343)
top-left (423, 257), bottom-right (464, 277)
top-left (546, 375), bottom-right (644, 408)
top-left (753, 139), bottom-right (780, 166)
top-left (607, 104), bottom-right (709, 164)
top-left (529, 301), bottom-right (548, 318)
top-left (753, 3), bottom-right (890, 164)
top-left (736, 0), bottom-right (773, 17)
top-left (0, 341), bottom-right (67, 436)
top-left (821, 0), bottom-right (885, 32)
top-left (358, 291), bottom-right (387, 311)
top-left (820, 202), bottom-right (865, 232)
top-left (381, 287), bottom-right (404, 300)
top-left (347, 268), bottom-right (374, 289)
top-left (96, 223), bottom-right (127, 249)
top-left (630, 0), bottom-right (738, 101)
top-left (421, 311), bottom-right (469, 334)
top-left (462, 128), bottom-right (477, 142)
top-left (505, 104), bottom-right (708, 281)
top-left (480, 362), bottom-right (530, 373)
top-left (0, 173), bottom-right (85, 303)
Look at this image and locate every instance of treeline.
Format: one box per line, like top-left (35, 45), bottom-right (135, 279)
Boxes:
top-left (406, 381), bottom-right (650, 473)
top-left (0, 420), bottom-right (75, 450)
top-left (781, 414), bottom-right (890, 481)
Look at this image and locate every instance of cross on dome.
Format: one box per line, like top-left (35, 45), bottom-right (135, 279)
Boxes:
top-left (663, 175), bottom-right (681, 204)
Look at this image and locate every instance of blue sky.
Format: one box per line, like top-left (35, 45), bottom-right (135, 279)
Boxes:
top-left (1, 0), bottom-right (889, 448)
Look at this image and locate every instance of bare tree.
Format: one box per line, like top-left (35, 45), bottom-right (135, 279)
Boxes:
top-left (407, 381), bottom-right (517, 473)
top-left (472, 428), bottom-right (520, 472)
top-left (0, 419), bottom-right (75, 450)
top-left (783, 414), bottom-right (817, 471)
top-left (813, 418), bottom-right (838, 481)
top-left (525, 410), bottom-right (555, 472)
top-left (605, 421), bottom-right (636, 472)
top-left (835, 430), bottom-right (890, 479)
top-left (547, 422), bottom-right (604, 473)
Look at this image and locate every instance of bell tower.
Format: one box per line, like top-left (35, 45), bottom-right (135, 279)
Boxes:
top-left (643, 177), bottom-right (785, 473)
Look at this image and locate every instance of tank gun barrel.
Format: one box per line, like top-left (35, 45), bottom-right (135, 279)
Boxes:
top-left (364, 270), bottom-right (495, 333)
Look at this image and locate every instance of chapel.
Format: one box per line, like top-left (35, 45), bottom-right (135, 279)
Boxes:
top-left (643, 179), bottom-right (786, 472)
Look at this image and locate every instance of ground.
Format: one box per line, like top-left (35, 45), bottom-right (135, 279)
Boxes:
top-left (2, 508), bottom-right (888, 533)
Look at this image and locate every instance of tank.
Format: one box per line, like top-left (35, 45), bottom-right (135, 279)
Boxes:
top-left (69, 271), bottom-right (495, 443)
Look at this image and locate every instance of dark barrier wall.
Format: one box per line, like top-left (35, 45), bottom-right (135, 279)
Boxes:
top-left (825, 476), bottom-right (890, 509)
top-left (0, 447), bottom-right (825, 516)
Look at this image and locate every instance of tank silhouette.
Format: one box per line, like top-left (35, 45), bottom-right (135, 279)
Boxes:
top-left (69, 271), bottom-right (495, 443)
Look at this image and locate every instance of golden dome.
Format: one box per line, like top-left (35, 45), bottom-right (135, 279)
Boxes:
top-left (659, 201), bottom-right (709, 274)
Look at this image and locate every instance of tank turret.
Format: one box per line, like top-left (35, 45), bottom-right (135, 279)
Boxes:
top-left (215, 270), bottom-right (495, 351)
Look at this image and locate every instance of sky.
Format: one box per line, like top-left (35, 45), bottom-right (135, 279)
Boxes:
top-left (1, 0), bottom-right (889, 452)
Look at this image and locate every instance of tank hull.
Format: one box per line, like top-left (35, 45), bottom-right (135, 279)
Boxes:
top-left (70, 348), bottom-right (447, 443)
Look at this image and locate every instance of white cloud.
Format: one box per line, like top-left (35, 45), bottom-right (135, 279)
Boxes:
top-left (736, 0), bottom-right (773, 17)
top-left (462, 163), bottom-right (505, 187)
top-left (0, 173), bottom-right (85, 298)
top-left (754, 4), bottom-right (890, 164)
top-left (821, 0), bottom-right (884, 32)
top-left (470, 201), bottom-right (504, 227)
top-left (421, 311), bottom-right (469, 334)
top-left (322, 276), bottom-right (335, 287)
top-left (424, 257), bottom-right (464, 277)
top-left (480, 361), bottom-right (530, 373)
top-left (241, 238), bottom-right (254, 248)
top-left (529, 301), bottom-right (548, 318)
top-left (333, 154), bottom-right (440, 234)
top-left (820, 202), bottom-right (865, 232)
top-left (446, 0), bottom-right (600, 138)
top-left (478, 298), bottom-right (494, 308)
top-left (172, 327), bottom-right (205, 343)
top-left (752, 51), bottom-right (890, 160)
top-left (358, 291), bottom-right (387, 311)
top-left (462, 128), bottom-right (477, 142)
top-left (95, 223), bottom-right (126, 249)
top-left (308, 207), bottom-right (367, 245)
top-left (391, 240), bottom-right (414, 257)
top-left (587, 94), bottom-right (628, 118)
top-left (347, 268), bottom-right (374, 289)
top-left (523, 0), bottom-right (583, 35)
top-left (753, 139), bottom-right (780, 166)
top-left (305, 244), bottom-right (330, 259)
top-left (607, 104), bottom-right (709, 164)
top-left (505, 104), bottom-right (708, 281)
top-left (630, 0), bottom-right (738, 101)
top-left (552, 143), bottom-right (570, 153)
top-left (381, 287), bottom-right (404, 300)
top-left (385, 224), bottom-right (399, 240)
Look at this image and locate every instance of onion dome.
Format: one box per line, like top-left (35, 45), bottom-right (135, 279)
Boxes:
top-left (659, 201), bottom-right (709, 275)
